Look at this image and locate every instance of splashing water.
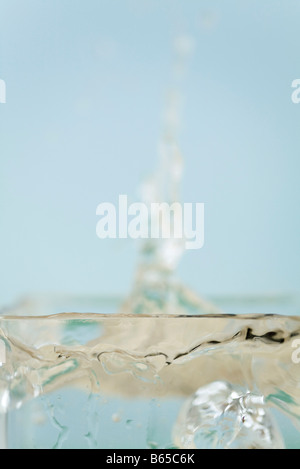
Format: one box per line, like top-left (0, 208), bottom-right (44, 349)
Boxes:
top-left (1, 309), bottom-right (300, 448)
top-left (0, 36), bottom-right (300, 449)
top-left (121, 34), bottom-right (219, 317)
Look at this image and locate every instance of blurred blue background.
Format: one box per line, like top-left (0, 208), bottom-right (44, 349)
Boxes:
top-left (0, 0), bottom-right (299, 307)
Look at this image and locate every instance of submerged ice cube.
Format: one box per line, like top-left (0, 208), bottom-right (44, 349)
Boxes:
top-left (173, 381), bottom-right (285, 449)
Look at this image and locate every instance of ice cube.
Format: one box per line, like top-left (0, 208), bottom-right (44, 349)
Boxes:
top-left (173, 381), bottom-right (285, 449)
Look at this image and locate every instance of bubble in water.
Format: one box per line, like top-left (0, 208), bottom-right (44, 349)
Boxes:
top-left (112, 413), bottom-right (122, 423)
top-left (173, 381), bottom-right (285, 449)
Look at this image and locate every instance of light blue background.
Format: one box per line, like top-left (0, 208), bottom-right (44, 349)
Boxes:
top-left (0, 0), bottom-right (299, 307)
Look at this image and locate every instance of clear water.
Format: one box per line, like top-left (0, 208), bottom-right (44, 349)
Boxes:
top-left (0, 36), bottom-right (299, 450)
top-left (0, 308), bottom-right (300, 448)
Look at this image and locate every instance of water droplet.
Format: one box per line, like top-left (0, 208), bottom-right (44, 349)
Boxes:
top-left (112, 413), bottom-right (121, 423)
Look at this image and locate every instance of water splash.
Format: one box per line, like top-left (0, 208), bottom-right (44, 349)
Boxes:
top-left (121, 35), bottom-right (219, 317)
top-left (0, 35), bottom-right (299, 449)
